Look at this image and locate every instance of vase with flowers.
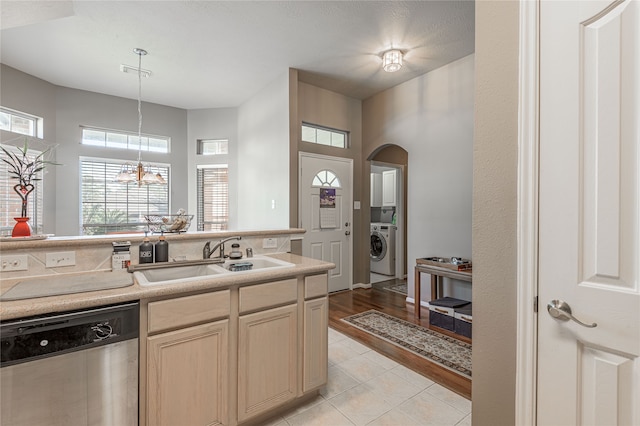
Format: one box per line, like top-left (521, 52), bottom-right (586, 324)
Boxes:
top-left (1, 138), bottom-right (58, 237)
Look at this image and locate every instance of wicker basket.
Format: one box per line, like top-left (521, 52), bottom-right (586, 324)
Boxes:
top-left (144, 215), bottom-right (193, 233)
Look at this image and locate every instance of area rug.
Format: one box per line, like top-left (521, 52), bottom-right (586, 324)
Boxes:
top-left (383, 282), bottom-right (407, 295)
top-left (341, 310), bottom-right (472, 379)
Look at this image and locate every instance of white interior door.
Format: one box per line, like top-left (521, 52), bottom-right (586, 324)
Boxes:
top-left (299, 153), bottom-right (352, 292)
top-left (538, 1), bottom-right (639, 424)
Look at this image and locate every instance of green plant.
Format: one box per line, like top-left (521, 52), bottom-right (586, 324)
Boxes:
top-left (0, 138), bottom-right (59, 217)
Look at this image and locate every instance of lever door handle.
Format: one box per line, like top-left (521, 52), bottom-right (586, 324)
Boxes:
top-left (546, 299), bottom-right (597, 328)
top-left (345, 230), bottom-right (351, 236)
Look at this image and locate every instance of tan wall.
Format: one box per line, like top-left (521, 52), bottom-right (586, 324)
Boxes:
top-left (472, 1), bottom-right (519, 424)
top-left (291, 81), bottom-right (367, 285)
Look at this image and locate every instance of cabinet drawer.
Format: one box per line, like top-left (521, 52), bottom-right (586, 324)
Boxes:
top-left (304, 274), bottom-right (328, 300)
top-left (239, 279), bottom-right (297, 313)
top-left (148, 290), bottom-right (230, 334)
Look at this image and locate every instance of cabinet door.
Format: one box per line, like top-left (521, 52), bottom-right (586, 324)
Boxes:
top-left (303, 297), bottom-right (328, 392)
top-left (238, 304), bottom-right (297, 422)
top-left (382, 170), bottom-right (396, 207)
top-left (370, 173), bottom-right (382, 207)
top-left (147, 320), bottom-right (228, 426)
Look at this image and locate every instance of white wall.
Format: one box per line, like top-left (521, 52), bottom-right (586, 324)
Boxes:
top-left (363, 54), bottom-right (475, 302)
top-left (236, 72), bottom-right (290, 229)
top-left (187, 108), bottom-right (238, 229)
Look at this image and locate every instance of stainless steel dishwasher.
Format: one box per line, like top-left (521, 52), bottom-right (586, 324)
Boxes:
top-left (1, 302), bottom-right (139, 426)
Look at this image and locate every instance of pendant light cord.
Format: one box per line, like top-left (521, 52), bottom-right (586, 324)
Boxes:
top-left (137, 50), bottom-right (143, 164)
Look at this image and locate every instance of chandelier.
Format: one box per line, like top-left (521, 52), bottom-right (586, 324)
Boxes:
top-left (115, 48), bottom-right (166, 186)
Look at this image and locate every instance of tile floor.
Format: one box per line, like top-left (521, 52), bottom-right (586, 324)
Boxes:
top-left (264, 327), bottom-right (472, 426)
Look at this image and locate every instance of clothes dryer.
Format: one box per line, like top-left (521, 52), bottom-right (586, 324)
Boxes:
top-left (370, 223), bottom-right (396, 275)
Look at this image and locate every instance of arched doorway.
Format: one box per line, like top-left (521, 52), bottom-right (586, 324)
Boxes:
top-left (367, 145), bottom-right (408, 286)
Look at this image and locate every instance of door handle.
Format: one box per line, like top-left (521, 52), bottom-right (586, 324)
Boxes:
top-left (345, 231), bottom-right (351, 236)
top-left (546, 299), bottom-right (597, 328)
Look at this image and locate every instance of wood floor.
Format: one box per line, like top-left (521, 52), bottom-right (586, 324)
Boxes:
top-left (328, 283), bottom-right (472, 400)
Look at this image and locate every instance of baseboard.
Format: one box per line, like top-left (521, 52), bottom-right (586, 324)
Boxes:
top-left (352, 282), bottom-right (371, 290)
top-left (405, 297), bottom-right (430, 308)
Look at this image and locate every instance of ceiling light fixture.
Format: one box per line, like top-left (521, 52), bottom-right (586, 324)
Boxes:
top-left (115, 48), bottom-right (166, 186)
top-left (382, 49), bottom-right (403, 73)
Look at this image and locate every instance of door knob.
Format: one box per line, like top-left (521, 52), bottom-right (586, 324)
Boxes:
top-left (345, 230), bottom-right (351, 236)
top-left (546, 299), bottom-right (597, 328)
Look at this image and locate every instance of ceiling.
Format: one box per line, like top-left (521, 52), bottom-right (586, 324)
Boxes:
top-left (1, 1), bottom-right (475, 110)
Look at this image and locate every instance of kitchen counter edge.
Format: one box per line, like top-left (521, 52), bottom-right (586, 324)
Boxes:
top-left (0, 253), bottom-right (334, 321)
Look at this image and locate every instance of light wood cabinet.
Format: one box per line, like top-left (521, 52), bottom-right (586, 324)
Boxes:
top-left (141, 272), bottom-right (329, 426)
top-left (147, 320), bottom-right (228, 426)
top-left (237, 304), bottom-right (297, 422)
top-left (303, 297), bottom-right (328, 392)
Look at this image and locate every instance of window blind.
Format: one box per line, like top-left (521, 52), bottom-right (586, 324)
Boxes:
top-left (0, 144), bottom-right (43, 235)
top-left (197, 166), bottom-right (229, 231)
top-left (80, 159), bottom-right (169, 235)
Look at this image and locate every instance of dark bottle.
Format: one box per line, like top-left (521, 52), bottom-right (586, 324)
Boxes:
top-left (155, 233), bottom-right (169, 262)
top-left (139, 233), bottom-right (154, 264)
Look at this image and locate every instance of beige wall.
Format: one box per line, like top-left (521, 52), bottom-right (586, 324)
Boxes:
top-left (292, 81), bottom-right (366, 284)
top-left (472, 1), bottom-right (519, 424)
top-left (362, 55), bottom-right (475, 302)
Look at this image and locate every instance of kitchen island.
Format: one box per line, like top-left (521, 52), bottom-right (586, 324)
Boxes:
top-left (1, 230), bottom-right (334, 426)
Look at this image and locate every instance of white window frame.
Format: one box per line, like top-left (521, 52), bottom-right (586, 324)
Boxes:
top-left (0, 106), bottom-right (43, 138)
top-left (197, 164), bottom-right (229, 231)
top-left (197, 139), bottom-right (229, 156)
top-left (80, 126), bottom-right (171, 154)
top-left (79, 156), bottom-right (171, 235)
top-left (301, 122), bottom-right (348, 148)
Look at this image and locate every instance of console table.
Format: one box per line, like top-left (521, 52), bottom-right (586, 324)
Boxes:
top-left (414, 262), bottom-right (472, 319)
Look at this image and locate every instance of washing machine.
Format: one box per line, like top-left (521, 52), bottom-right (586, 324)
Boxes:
top-left (370, 223), bottom-right (396, 275)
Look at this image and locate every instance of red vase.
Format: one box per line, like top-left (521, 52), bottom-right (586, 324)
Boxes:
top-left (12, 217), bottom-right (32, 237)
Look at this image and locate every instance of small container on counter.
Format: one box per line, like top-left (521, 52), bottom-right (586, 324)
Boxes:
top-left (139, 233), bottom-right (154, 264)
top-left (155, 232), bottom-right (169, 262)
top-left (112, 241), bottom-right (131, 270)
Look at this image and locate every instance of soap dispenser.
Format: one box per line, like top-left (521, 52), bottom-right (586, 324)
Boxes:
top-left (139, 232), bottom-right (154, 264)
top-left (155, 232), bottom-right (169, 262)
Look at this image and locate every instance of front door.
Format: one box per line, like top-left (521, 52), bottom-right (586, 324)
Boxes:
top-left (299, 153), bottom-right (352, 292)
top-left (538, 1), bottom-right (639, 424)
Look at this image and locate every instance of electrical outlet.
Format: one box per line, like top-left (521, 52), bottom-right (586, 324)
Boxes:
top-left (262, 238), bottom-right (278, 249)
top-left (46, 251), bottom-right (76, 268)
top-left (1, 255), bottom-right (29, 272)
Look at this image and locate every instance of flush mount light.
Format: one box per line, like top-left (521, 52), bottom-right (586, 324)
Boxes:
top-left (382, 49), bottom-right (403, 73)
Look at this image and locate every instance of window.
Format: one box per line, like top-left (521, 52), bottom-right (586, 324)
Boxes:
top-left (197, 166), bottom-right (228, 231)
top-left (0, 144), bottom-right (44, 235)
top-left (80, 158), bottom-right (170, 235)
top-left (312, 170), bottom-right (341, 188)
top-left (0, 107), bottom-right (39, 137)
top-left (301, 123), bottom-right (348, 148)
top-left (198, 139), bottom-right (228, 155)
top-left (81, 127), bottom-right (170, 153)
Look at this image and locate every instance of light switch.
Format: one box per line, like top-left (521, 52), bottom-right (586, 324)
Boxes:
top-left (46, 251), bottom-right (76, 268)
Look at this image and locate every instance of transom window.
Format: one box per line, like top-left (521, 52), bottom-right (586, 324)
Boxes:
top-left (197, 165), bottom-right (229, 231)
top-left (301, 123), bottom-right (348, 148)
top-left (81, 127), bottom-right (170, 153)
top-left (197, 139), bottom-right (228, 155)
top-left (0, 107), bottom-right (40, 137)
top-left (312, 170), bottom-right (341, 188)
top-left (80, 158), bottom-right (170, 235)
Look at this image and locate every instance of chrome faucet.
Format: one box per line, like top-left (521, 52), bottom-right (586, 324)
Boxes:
top-left (203, 236), bottom-right (241, 259)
